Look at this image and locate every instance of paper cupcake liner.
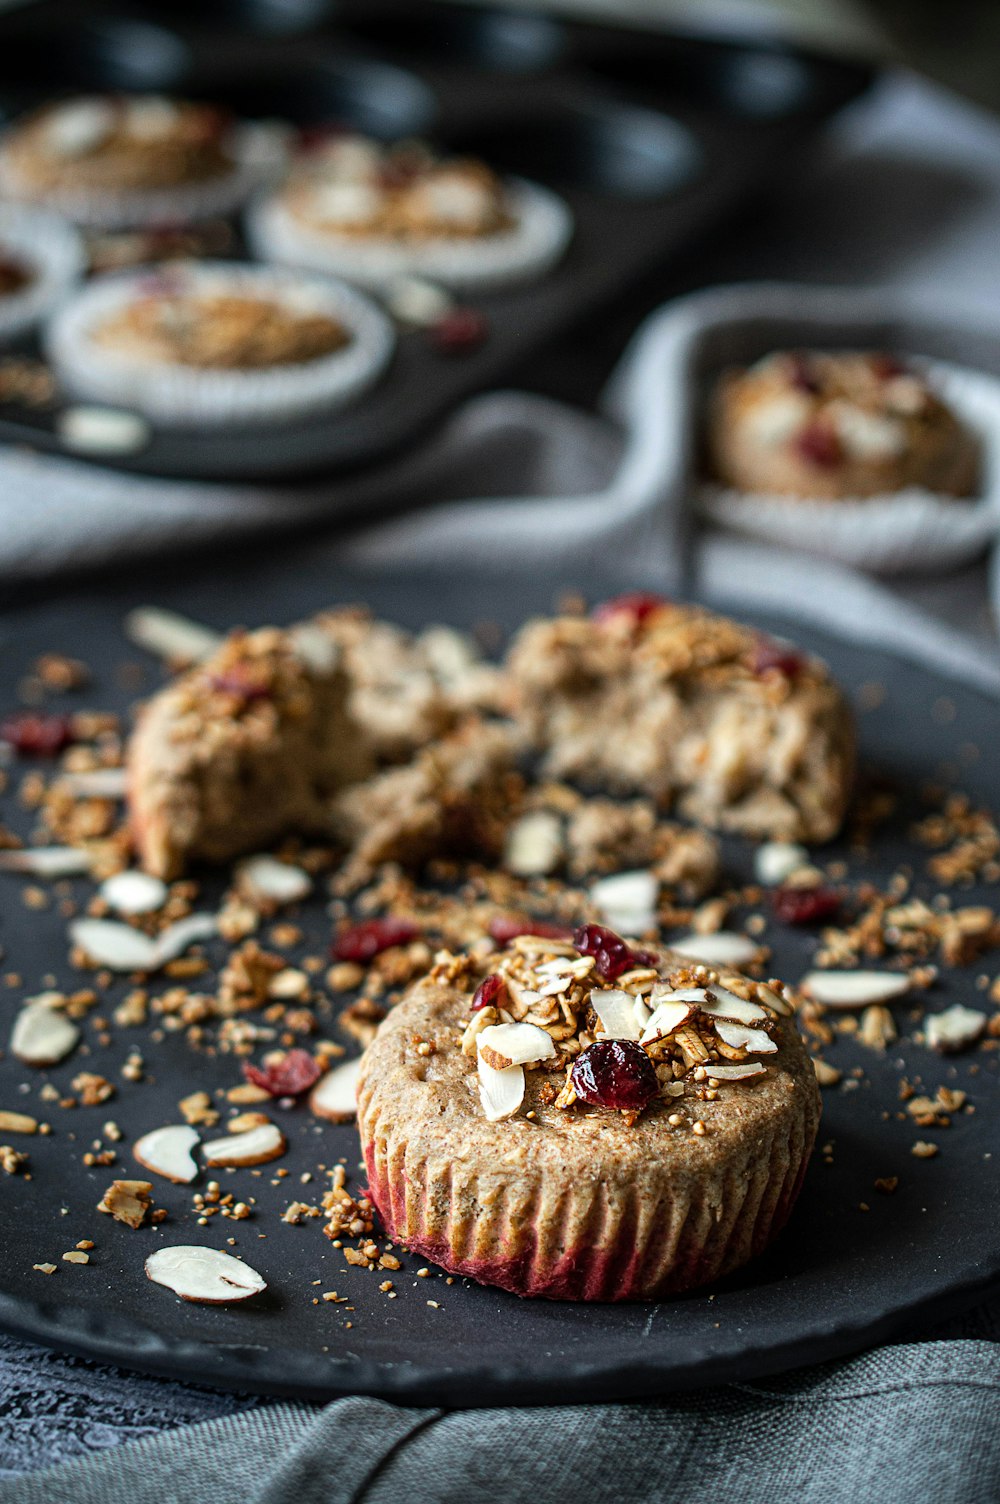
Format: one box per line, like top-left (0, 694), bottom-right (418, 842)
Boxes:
top-left (246, 176), bottom-right (573, 292)
top-left (359, 1071), bottom-right (817, 1302)
top-left (0, 205), bottom-right (85, 346)
top-left (698, 360), bottom-right (1000, 576)
top-left (0, 123), bottom-right (288, 232)
top-left (45, 261), bottom-right (395, 427)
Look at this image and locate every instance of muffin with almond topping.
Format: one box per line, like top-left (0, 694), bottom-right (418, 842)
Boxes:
top-left (247, 133), bottom-right (572, 290)
top-left (707, 350), bottom-right (978, 502)
top-left (0, 94), bottom-right (285, 230)
top-left (357, 924), bottom-right (820, 1301)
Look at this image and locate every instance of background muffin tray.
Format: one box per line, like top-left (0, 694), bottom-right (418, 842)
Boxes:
top-left (0, 0), bottom-right (874, 480)
top-left (0, 553), bottom-right (997, 1405)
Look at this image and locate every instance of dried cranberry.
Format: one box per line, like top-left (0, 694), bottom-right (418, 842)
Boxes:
top-left (772, 885), bottom-right (841, 926)
top-left (488, 915), bottom-right (573, 946)
top-left (870, 352), bottom-right (907, 381)
top-left (429, 308), bottom-right (488, 355)
top-left (591, 592), bottom-right (668, 627)
top-left (0, 711), bottom-right (74, 757)
top-left (332, 917), bottom-right (419, 963)
top-left (243, 1048), bottom-right (320, 1098)
top-left (571, 1039), bottom-right (658, 1112)
top-left (750, 634), bottom-right (806, 680)
top-left (795, 419), bottom-right (842, 469)
top-left (208, 668), bottom-right (270, 702)
top-left (298, 122), bottom-right (348, 152)
top-left (572, 923), bottom-right (658, 981)
top-left (471, 973), bottom-right (506, 1012)
top-left (787, 352), bottom-right (821, 395)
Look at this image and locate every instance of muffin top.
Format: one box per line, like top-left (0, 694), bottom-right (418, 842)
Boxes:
top-left (360, 924), bottom-right (817, 1173)
top-left (90, 284), bottom-right (351, 370)
top-left (708, 349), bottom-right (978, 501)
top-left (1, 95), bottom-right (236, 194)
top-left (284, 134), bottom-right (515, 241)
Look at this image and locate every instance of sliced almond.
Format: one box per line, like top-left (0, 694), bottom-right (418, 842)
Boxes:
top-left (477, 1055), bottom-right (524, 1121)
top-left (201, 1123), bottom-right (286, 1167)
top-left (134, 1124), bottom-right (200, 1183)
top-left (0, 1110), bottom-right (38, 1134)
top-left (476, 1021), bottom-right (555, 1070)
top-left (55, 768), bottom-right (128, 799)
top-left (713, 1020), bottom-right (777, 1054)
top-left (145, 1245), bottom-right (266, 1304)
top-left (503, 811), bottom-right (563, 877)
top-left (641, 1000), bottom-right (697, 1045)
top-left (309, 1057), bottom-right (363, 1122)
top-left (0, 847), bottom-right (94, 878)
top-left (925, 1004), bottom-right (987, 1053)
top-left (11, 1002), bottom-right (80, 1067)
top-left (668, 932), bottom-right (761, 966)
top-left (237, 855), bottom-right (312, 906)
top-left (589, 869), bottom-right (658, 933)
top-left (754, 841), bottom-right (809, 885)
top-left (648, 985), bottom-right (711, 1007)
top-left (706, 1061), bottom-right (767, 1082)
top-left (100, 871), bottom-right (168, 917)
top-left (801, 970), bottom-right (910, 1010)
top-left (590, 989), bottom-right (643, 1041)
top-left (152, 913), bottom-right (218, 966)
top-left (70, 913), bottom-right (217, 972)
top-left (288, 623), bottom-right (339, 673)
top-left (124, 607), bottom-right (222, 666)
top-left (697, 986), bottom-right (768, 1025)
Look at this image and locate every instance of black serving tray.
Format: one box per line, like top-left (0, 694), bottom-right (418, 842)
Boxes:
top-left (0, 0), bottom-right (874, 481)
top-left (0, 549), bottom-right (997, 1405)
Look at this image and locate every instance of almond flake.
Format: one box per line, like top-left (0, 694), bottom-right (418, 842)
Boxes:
top-left (754, 842), bottom-right (809, 885)
top-left (475, 1022), bottom-right (555, 1069)
top-left (713, 1020), bottom-right (777, 1054)
top-left (503, 811), bottom-right (563, 877)
top-left (124, 607), bottom-right (222, 666)
top-left (134, 1124), bottom-right (200, 1183)
top-left (477, 1055), bottom-right (524, 1121)
top-left (11, 1002), bottom-right (80, 1067)
top-left (145, 1245), bottom-right (266, 1304)
top-left (801, 970), bottom-right (910, 1009)
top-left (55, 768), bottom-right (128, 799)
top-left (589, 869), bottom-right (658, 933)
top-left (668, 932), bottom-right (760, 966)
top-left (201, 1123), bottom-right (286, 1167)
top-left (590, 989), bottom-right (643, 1041)
top-left (100, 871), bottom-right (168, 917)
top-left (0, 1110), bottom-right (38, 1135)
top-left (309, 1057), bottom-right (363, 1122)
top-left (925, 1005), bottom-right (987, 1054)
top-left (0, 847), bottom-right (94, 878)
top-left (641, 1000), bottom-right (697, 1045)
top-left (706, 1061), bottom-right (767, 1081)
top-left (697, 986), bottom-right (768, 1025)
top-left (237, 855), bottom-right (312, 906)
top-left (70, 913), bottom-right (217, 972)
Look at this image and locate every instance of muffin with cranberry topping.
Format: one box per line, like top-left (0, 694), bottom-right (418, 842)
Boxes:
top-left (0, 204), bottom-right (83, 346)
top-left (0, 94), bottom-right (285, 230)
top-left (247, 133), bottom-right (572, 290)
top-left (707, 350), bottom-right (978, 502)
top-left (45, 262), bottom-right (393, 425)
top-left (505, 596), bottom-right (854, 843)
top-left (358, 925), bottom-right (820, 1300)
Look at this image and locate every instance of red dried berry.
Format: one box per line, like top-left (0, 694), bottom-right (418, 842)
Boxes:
top-left (332, 917), bottom-right (419, 963)
top-left (570, 1039), bottom-right (658, 1112)
top-left (870, 352), bottom-right (907, 381)
top-left (488, 916), bottom-right (573, 946)
top-left (750, 634), bottom-right (806, 680)
top-left (208, 668), bottom-right (270, 702)
top-left (243, 1048), bottom-right (321, 1098)
top-left (430, 308), bottom-right (488, 355)
top-left (591, 592), bottom-right (669, 627)
top-left (0, 711), bottom-right (74, 757)
top-left (572, 923), bottom-right (658, 981)
top-left (772, 885), bottom-right (841, 926)
top-left (471, 973), bottom-right (506, 1012)
top-left (787, 352), bottom-right (821, 395)
top-left (795, 419), bottom-right (842, 469)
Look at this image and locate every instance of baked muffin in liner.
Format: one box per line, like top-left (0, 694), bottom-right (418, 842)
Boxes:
top-left (248, 171), bottom-right (572, 292)
top-left (45, 261), bottom-right (395, 427)
top-left (358, 942), bottom-right (820, 1301)
top-left (701, 353), bottom-right (998, 575)
top-left (0, 96), bottom-right (288, 231)
top-left (0, 204), bottom-right (85, 346)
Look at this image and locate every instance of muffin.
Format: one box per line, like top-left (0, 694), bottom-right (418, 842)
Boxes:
top-left (0, 94), bottom-right (285, 230)
top-left (0, 204), bottom-right (84, 346)
top-left (505, 595), bottom-right (854, 843)
top-left (357, 926), bottom-right (820, 1300)
top-left (45, 262), bottom-right (394, 425)
top-left (247, 133), bottom-right (572, 290)
top-left (707, 350), bottom-right (979, 502)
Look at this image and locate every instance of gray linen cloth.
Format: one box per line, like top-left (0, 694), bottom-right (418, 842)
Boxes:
top-left (5, 66), bottom-right (1000, 1502)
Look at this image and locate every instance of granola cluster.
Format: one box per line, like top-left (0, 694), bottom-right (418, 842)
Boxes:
top-left (93, 291), bottom-right (350, 370)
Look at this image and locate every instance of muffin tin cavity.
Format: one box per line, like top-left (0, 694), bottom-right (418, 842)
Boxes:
top-left (585, 36), bottom-right (816, 121)
top-left (1, 18), bottom-right (191, 94)
top-left (346, 6), bottom-right (566, 75)
top-left (456, 102), bottom-right (700, 200)
top-left (206, 57), bottom-right (436, 137)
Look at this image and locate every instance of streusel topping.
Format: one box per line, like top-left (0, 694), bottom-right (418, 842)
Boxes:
top-left (92, 290), bottom-right (350, 369)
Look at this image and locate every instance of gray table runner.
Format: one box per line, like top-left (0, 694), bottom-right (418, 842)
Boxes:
top-left (4, 66), bottom-right (1000, 1501)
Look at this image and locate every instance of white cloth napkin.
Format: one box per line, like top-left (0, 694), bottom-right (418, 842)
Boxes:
top-left (2, 70), bottom-right (999, 697)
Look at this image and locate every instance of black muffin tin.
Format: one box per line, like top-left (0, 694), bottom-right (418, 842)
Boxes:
top-left (0, 0), bottom-right (875, 481)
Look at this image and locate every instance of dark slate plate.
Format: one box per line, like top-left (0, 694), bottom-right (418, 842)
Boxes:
top-left (0, 548), bottom-right (997, 1405)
